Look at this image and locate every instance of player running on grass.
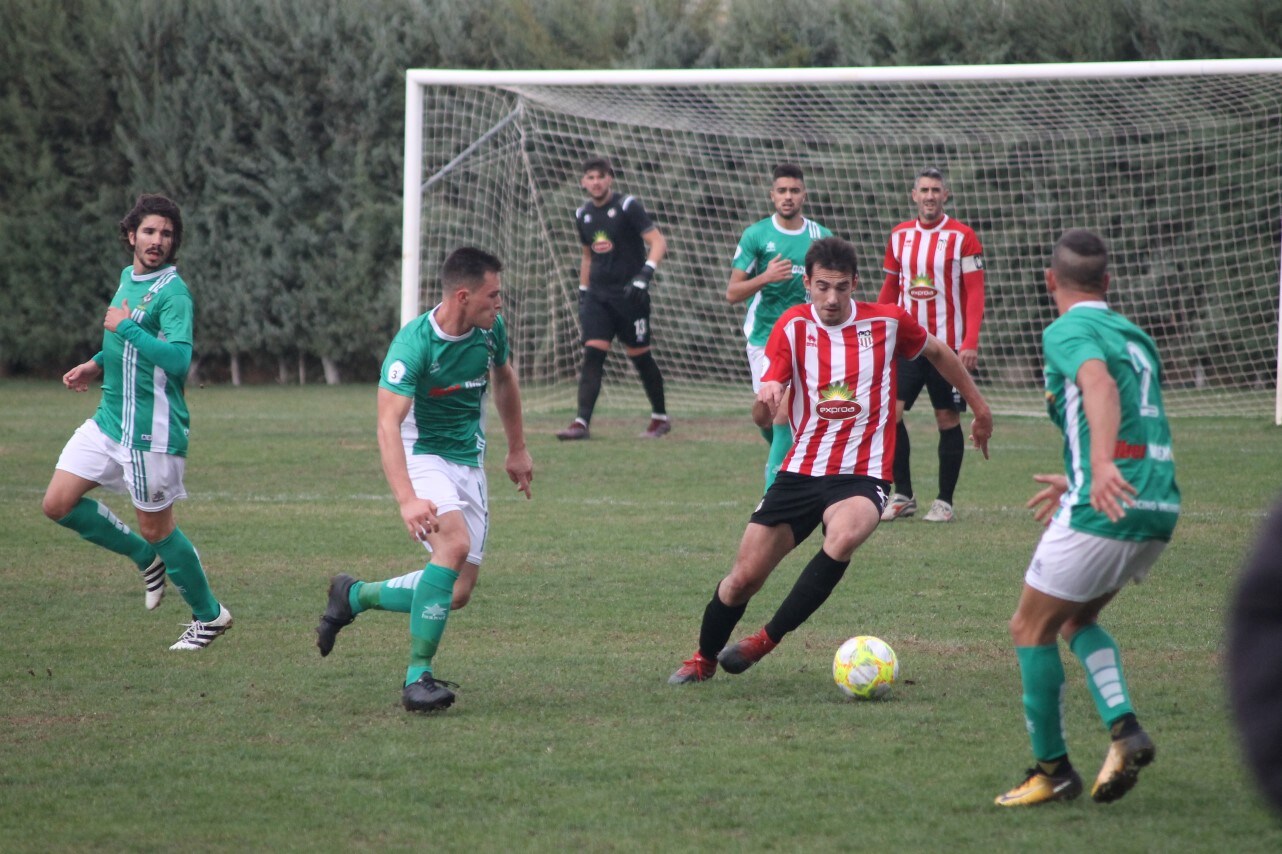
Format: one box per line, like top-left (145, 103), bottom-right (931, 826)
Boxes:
top-left (669, 237), bottom-right (992, 684)
top-left (314, 247), bottom-right (533, 713)
top-left (42, 193), bottom-right (233, 650)
top-left (727, 163), bottom-right (833, 490)
top-left (994, 229), bottom-right (1179, 807)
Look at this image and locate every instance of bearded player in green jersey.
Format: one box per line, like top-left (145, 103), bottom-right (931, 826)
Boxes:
top-left (314, 247), bottom-right (533, 713)
top-left (995, 230), bottom-right (1180, 807)
top-left (727, 163), bottom-right (832, 490)
top-left (42, 194), bottom-right (233, 651)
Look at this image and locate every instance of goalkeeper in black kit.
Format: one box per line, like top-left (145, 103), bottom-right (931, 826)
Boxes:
top-left (556, 156), bottom-right (672, 441)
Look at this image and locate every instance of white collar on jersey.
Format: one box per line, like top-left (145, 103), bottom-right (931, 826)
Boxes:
top-left (808, 301), bottom-right (858, 329)
top-left (1067, 300), bottom-right (1110, 313)
top-left (914, 214), bottom-right (952, 232)
top-left (770, 213), bottom-right (810, 236)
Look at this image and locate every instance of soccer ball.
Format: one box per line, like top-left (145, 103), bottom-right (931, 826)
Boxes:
top-left (832, 635), bottom-right (899, 700)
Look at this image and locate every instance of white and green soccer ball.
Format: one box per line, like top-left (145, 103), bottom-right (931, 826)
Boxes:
top-left (832, 635), bottom-right (900, 700)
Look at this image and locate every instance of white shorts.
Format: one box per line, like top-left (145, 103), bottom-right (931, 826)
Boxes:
top-left (56, 419), bottom-right (188, 512)
top-left (406, 454), bottom-right (489, 565)
top-left (1025, 519), bottom-right (1166, 603)
top-left (746, 344), bottom-right (767, 393)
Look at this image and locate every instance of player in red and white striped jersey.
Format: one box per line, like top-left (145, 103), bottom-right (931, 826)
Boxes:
top-left (669, 237), bottom-right (992, 684)
top-left (879, 167), bottom-right (986, 523)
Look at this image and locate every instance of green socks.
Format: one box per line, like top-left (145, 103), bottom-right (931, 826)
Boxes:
top-left (56, 498), bottom-right (155, 569)
top-left (350, 570), bottom-right (420, 615)
top-left (152, 527), bottom-right (220, 622)
top-left (405, 563), bottom-right (459, 686)
top-left (1070, 624), bottom-right (1136, 728)
top-left (764, 422), bottom-right (792, 490)
top-left (1016, 644), bottom-right (1068, 763)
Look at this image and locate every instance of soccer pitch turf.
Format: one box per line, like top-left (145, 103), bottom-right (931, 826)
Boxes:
top-left (2, 381), bottom-right (1280, 851)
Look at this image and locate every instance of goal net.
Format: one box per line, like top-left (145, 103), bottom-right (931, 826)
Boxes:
top-left (402, 62), bottom-right (1282, 419)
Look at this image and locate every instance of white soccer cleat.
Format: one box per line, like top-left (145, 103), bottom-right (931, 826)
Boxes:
top-left (880, 494), bottom-right (917, 521)
top-left (169, 604), bottom-right (233, 650)
top-left (922, 499), bottom-right (955, 523)
top-left (140, 556), bottom-right (166, 610)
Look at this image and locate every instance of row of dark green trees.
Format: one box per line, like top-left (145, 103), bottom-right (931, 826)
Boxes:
top-left (3, 0), bottom-right (1279, 381)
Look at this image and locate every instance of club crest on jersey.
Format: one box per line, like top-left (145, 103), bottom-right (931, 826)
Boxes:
top-left (858, 329), bottom-right (873, 350)
top-left (607, 208), bottom-right (617, 218)
top-left (815, 382), bottom-right (862, 421)
top-left (908, 275), bottom-right (937, 299)
top-left (591, 230), bottom-right (614, 254)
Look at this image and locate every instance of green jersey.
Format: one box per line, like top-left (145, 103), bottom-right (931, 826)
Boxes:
top-left (379, 307), bottom-right (509, 467)
top-left (732, 215), bottom-right (832, 346)
top-left (94, 265), bottom-right (193, 456)
top-left (1043, 301), bottom-right (1180, 541)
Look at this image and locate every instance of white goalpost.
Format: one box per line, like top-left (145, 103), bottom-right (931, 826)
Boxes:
top-left (402, 60), bottom-right (1282, 420)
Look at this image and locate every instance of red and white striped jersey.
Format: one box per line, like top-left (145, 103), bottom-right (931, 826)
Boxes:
top-left (882, 215), bottom-right (984, 351)
top-left (762, 302), bottom-right (928, 479)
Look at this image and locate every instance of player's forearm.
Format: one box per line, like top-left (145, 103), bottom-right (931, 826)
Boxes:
top-left (643, 228), bottom-right (667, 266)
top-left (960, 269), bottom-right (985, 350)
top-left (1078, 362), bottom-right (1122, 468)
top-left (877, 273), bottom-right (899, 305)
top-left (376, 425), bottom-right (418, 506)
top-left (927, 339), bottom-right (990, 418)
top-left (491, 367), bottom-right (528, 453)
top-left (115, 320), bottom-right (192, 376)
top-left (726, 272), bottom-right (763, 304)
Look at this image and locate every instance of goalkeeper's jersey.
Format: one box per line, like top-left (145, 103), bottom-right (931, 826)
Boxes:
top-left (1042, 301), bottom-right (1180, 542)
top-left (94, 265), bottom-right (193, 456)
top-left (731, 215), bottom-right (832, 346)
top-left (379, 306), bottom-right (509, 468)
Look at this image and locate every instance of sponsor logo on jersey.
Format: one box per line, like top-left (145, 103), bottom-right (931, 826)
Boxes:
top-left (591, 230), bottom-right (614, 254)
top-left (386, 360), bottom-right (408, 384)
top-left (428, 360), bottom-right (441, 375)
top-left (815, 382), bottom-right (862, 421)
top-left (806, 332), bottom-right (818, 348)
top-left (908, 275), bottom-right (937, 299)
top-left (765, 241), bottom-right (777, 253)
top-left (858, 329), bottom-right (873, 350)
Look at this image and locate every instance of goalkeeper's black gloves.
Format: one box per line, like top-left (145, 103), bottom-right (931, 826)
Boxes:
top-left (628, 264), bottom-right (654, 308)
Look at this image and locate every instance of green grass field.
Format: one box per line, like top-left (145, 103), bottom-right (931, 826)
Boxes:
top-left (2, 380), bottom-right (1280, 851)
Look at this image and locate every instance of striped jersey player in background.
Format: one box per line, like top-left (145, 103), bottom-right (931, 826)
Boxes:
top-left (726, 163), bottom-right (833, 490)
top-left (42, 193), bottom-right (233, 650)
top-left (669, 237), bottom-right (992, 684)
top-left (879, 166), bottom-right (986, 523)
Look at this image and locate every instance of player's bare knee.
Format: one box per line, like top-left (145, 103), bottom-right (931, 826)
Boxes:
top-left (41, 493), bottom-right (73, 522)
top-left (719, 574), bottom-right (760, 605)
top-left (450, 590), bottom-right (471, 610)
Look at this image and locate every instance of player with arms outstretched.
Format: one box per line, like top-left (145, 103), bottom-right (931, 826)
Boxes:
top-left (879, 167), bottom-right (986, 523)
top-left (995, 229), bottom-right (1179, 807)
top-left (727, 163), bottom-right (833, 489)
top-left (314, 247), bottom-right (533, 713)
top-left (669, 237), bottom-right (992, 684)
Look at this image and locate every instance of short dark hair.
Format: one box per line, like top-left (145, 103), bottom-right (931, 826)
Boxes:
top-left (915, 166), bottom-right (947, 187)
top-left (119, 194), bottom-right (183, 263)
top-left (1052, 229), bottom-right (1109, 293)
top-left (582, 157), bottom-right (614, 177)
top-left (804, 236), bottom-right (858, 279)
top-left (772, 162), bottom-right (804, 183)
top-left (442, 246), bottom-right (503, 291)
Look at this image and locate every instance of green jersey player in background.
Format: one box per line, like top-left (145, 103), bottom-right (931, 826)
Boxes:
top-left (995, 229), bottom-right (1180, 807)
top-left (727, 163), bottom-right (832, 489)
top-left (315, 247), bottom-right (533, 713)
top-left (42, 194), bottom-right (233, 650)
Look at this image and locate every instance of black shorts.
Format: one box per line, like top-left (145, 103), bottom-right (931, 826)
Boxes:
top-left (897, 355), bottom-right (965, 413)
top-left (749, 472), bottom-right (890, 546)
top-left (580, 287), bottom-right (651, 348)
